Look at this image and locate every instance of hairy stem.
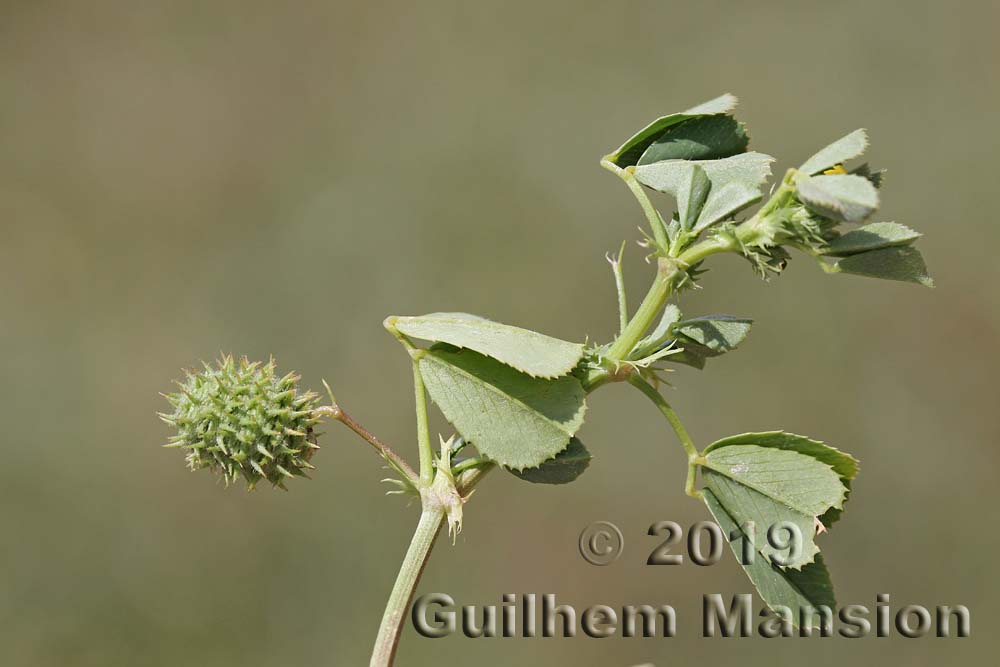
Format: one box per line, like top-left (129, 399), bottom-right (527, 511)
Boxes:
top-left (369, 508), bottom-right (445, 667)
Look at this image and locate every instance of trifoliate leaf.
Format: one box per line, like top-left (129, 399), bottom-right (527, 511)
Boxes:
top-left (701, 443), bottom-right (847, 569)
top-left (507, 437), bottom-right (591, 484)
top-left (608, 93), bottom-right (738, 167)
top-left (822, 222), bottom-right (921, 257)
top-left (390, 313), bottom-right (584, 378)
top-left (832, 246), bottom-right (933, 287)
top-left (799, 129), bottom-right (869, 176)
top-left (418, 347), bottom-right (587, 470)
top-left (796, 174), bottom-right (879, 223)
top-left (704, 431), bottom-right (858, 527)
top-left (635, 153), bottom-right (773, 232)
top-left (666, 315), bottom-right (753, 369)
top-left (704, 490), bottom-right (837, 625)
top-left (638, 114), bottom-right (749, 166)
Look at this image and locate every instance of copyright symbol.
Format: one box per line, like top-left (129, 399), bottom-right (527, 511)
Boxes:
top-left (578, 521), bottom-right (623, 566)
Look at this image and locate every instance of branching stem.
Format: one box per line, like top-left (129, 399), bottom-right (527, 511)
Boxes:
top-left (368, 158), bottom-right (801, 666)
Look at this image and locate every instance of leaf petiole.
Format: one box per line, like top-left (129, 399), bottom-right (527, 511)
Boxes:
top-left (602, 156), bottom-right (669, 250)
top-left (627, 375), bottom-right (699, 462)
top-left (410, 359), bottom-right (435, 484)
top-left (383, 319), bottom-right (436, 485)
top-left (450, 456), bottom-right (491, 477)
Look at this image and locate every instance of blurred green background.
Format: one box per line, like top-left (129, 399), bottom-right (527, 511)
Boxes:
top-left (2, 1), bottom-right (997, 665)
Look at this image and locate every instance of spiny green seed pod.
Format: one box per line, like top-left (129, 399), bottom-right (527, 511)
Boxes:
top-left (160, 355), bottom-right (321, 490)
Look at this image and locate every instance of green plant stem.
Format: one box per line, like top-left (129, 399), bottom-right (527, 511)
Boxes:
top-left (451, 457), bottom-right (490, 477)
top-left (606, 260), bottom-right (678, 359)
top-left (410, 359), bottom-right (434, 484)
top-left (685, 460), bottom-right (702, 499)
top-left (369, 462), bottom-right (493, 667)
top-left (601, 158), bottom-right (667, 248)
top-left (369, 508), bottom-right (445, 667)
top-left (600, 162), bottom-right (803, 363)
top-left (628, 376), bottom-right (698, 458)
top-left (315, 405), bottom-right (418, 482)
top-left (384, 319), bottom-right (436, 484)
top-left (627, 376), bottom-right (703, 497)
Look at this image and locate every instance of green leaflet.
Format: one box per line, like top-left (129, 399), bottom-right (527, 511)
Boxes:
top-left (704, 431), bottom-right (858, 527)
top-left (693, 182), bottom-right (763, 233)
top-left (637, 152), bottom-right (773, 195)
top-left (822, 222), bottom-right (921, 256)
top-left (390, 313), bottom-right (584, 378)
top-left (796, 173), bottom-right (880, 223)
top-left (418, 347), bottom-right (587, 470)
top-left (638, 114), bottom-right (749, 166)
top-left (608, 93), bottom-right (738, 167)
top-left (667, 315), bottom-right (753, 369)
top-left (799, 129), bottom-right (869, 176)
top-left (635, 152), bottom-right (773, 232)
top-left (703, 469), bottom-right (822, 568)
top-left (832, 246), bottom-right (934, 287)
top-left (507, 437), bottom-right (591, 484)
top-left (701, 444), bottom-right (845, 569)
top-left (705, 432), bottom-right (858, 480)
top-left (704, 490), bottom-right (837, 626)
top-left (676, 164), bottom-right (711, 229)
